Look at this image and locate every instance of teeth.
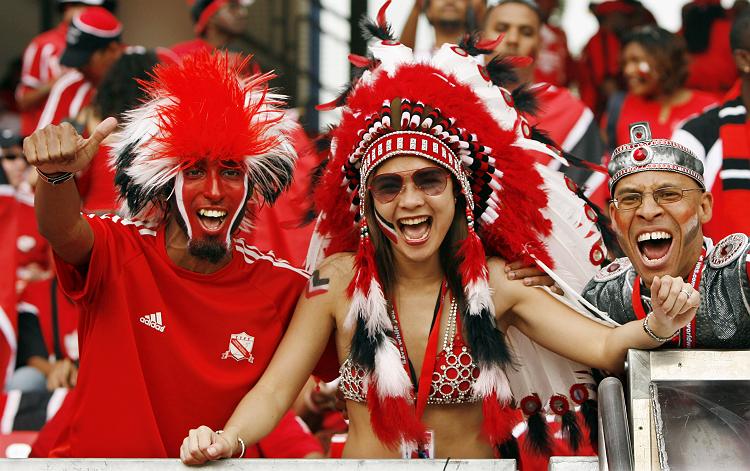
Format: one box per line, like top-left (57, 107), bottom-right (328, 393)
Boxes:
top-left (198, 209), bottom-right (227, 218)
top-left (399, 216), bottom-right (429, 226)
top-left (637, 231), bottom-right (671, 242)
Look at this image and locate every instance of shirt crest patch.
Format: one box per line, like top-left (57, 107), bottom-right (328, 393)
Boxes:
top-left (221, 332), bottom-right (255, 363)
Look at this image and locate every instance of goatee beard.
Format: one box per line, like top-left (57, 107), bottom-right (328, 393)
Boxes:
top-left (188, 237), bottom-right (228, 264)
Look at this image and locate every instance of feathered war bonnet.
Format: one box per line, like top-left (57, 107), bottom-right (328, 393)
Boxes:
top-left (109, 50), bottom-right (297, 231)
top-left (308, 0), bottom-right (571, 454)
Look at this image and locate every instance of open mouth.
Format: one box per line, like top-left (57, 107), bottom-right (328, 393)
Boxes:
top-left (398, 215), bottom-right (432, 245)
top-left (197, 208), bottom-right (227, 231)
top-left (636, 231), bottom-right (673, 265)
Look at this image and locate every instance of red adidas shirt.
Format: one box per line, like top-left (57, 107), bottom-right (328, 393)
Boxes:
top-left (50, 214), bottom-right (308, 457)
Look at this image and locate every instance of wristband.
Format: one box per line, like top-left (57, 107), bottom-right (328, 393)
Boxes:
top-left (36, 168), bottom-right (74, 185)
top-left (216, 430), bottom-right (245, 458)
top-left (643, 312), bottom-right (679, 343)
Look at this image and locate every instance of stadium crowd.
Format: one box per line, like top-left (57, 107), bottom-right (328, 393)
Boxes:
top-left (0, 0), bottom-right (748, 469)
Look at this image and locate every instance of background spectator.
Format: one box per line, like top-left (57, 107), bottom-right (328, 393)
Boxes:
top-left (171, 0), bottom-right (252, 58)
top-left (36, 6), bottom-right (123, 130)
top-left (604, 25), bottom-right (717, 150)
top-left (15, 0), bottom-right (117, 138)
top-left (401, 0), bottom-right (485, 59)
top-left (533, 0), bottom-right (575, 87)
top-left (682, 0), bottom-right (737, 97)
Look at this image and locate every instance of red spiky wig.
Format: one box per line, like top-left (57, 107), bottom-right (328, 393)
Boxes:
top-left (109, 50), bottom-right (298, 231)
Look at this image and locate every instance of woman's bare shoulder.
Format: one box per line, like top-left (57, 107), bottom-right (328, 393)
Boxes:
top-left (486, 256), bottom-right (510, 288)
top-left (314, 252), bottom-right (356, 287)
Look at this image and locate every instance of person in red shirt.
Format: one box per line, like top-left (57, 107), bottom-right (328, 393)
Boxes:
top-left (171, 0), bottom-right (252, 58)
top-left (533, 0), bottom-right (574, 88)
top-left (22, 51), bottom-right (312, 457)
top-left (604, 26), bottom-right (717, 150)
top-left (36, 6), bottom-right (123, 131)
top-left (682, 0), bottom-right (738, 97)
top-left (15, 0), bottom-right (117, 138)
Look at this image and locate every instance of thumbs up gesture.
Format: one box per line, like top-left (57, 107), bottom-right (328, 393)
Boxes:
top-left (23, 117), bottom-right (118, 175)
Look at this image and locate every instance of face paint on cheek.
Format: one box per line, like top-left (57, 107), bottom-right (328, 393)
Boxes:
top-left (681, 214), bottom-right (700, 247)
top-left (175, 169), bottom-right (248, 245)
top-left (637, 61), bottom-right (651, 78)
top-left (225, 177), bottom-right (249, 246)
top-left (374, 207), bottom-right (398, 244)
top-left (174, 172), bottom-right (193, 240)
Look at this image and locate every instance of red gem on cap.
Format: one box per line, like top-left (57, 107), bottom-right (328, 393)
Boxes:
top-left (633, 147), bottom-right (648, 162)
top-left (381, 40), bottom-right (400, 46)
top-left (635, 131), bottom-right (643, 139)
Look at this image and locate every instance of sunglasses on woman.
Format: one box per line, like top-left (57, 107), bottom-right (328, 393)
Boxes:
top-left (368, 166), bottom-right (450, 204)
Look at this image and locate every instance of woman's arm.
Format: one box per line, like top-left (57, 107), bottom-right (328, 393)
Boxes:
top-left (489, 258), bottom-right (698, 374)
top-left (180, 256), bottom-right (348, 464)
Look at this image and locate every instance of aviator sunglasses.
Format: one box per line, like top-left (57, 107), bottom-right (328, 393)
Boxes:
top-left (368, 167), bottom-right (450, 204)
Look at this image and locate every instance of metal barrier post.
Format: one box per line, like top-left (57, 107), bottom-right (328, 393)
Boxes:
top-left (597, 377), bottom-right (633, 471)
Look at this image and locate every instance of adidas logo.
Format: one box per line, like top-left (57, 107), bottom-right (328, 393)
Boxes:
top-left (139, 312), bottom-right (165, 333)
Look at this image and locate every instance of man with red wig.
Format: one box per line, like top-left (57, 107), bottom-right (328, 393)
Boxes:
top-left (22, 51), bottom-right (312, 457)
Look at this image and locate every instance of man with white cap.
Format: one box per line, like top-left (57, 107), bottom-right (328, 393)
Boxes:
top-left (16, 0), bottom-right (117, 137)
top-left (583, 121), bottom-right (750, 348)
top-left (35, 6), bottom-right (123, 130)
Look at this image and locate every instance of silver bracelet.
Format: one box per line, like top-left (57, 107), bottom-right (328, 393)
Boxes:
top-left (216, 430), bottom-right (246, 458)
top-left (643, 312), bottom-right (679, 343)
top-left (36, 168), bottom-right (74, 185)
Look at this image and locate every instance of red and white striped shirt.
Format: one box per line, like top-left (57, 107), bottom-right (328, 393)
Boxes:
top-left (16, 23), bottom-right (67, 136)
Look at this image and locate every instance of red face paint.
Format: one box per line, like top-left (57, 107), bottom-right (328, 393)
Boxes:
top-left (175, 160), bottom-right (248, 247)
